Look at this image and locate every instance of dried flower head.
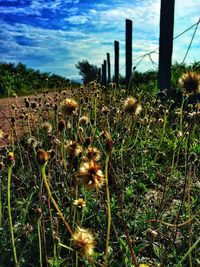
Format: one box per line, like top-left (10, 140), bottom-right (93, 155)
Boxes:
top-left (36, 149), bottom-right (51, 165)
top-left (124, 97), bottom-right (142, 116)
top-left (179, 71), bottom-right (200, 95)
top-left (83, 147), bottom-right (101, 162)
top-left (65, 140), bottom-right (83, 157)
top-left (42, 122), bottom-right (52, 134)
top-left (60, 98), bottom-right (78, 116)
top-left (77, 160), bottom-right (104, 190)
top-left (79, 116), bottom-right (89, 126)
top-left (72, 227), bottom-right (95, 257)
top-left (73, 198), bottom-right (86, 209)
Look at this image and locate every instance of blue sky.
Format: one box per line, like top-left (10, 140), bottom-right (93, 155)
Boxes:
top-left (0, 0), bottom-right (200, 82)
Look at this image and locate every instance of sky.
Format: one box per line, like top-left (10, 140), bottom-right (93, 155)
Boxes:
top-left (0, 0), bottom-right (200, 82)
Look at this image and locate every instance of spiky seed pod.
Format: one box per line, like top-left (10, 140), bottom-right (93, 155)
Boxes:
top-left (77, 160), bottom-right (104, 190)
top-left (42, 122), bottom-right (52, 134)
top-left (179, 71), bottom-right (200, 95)
top-left (79, 116), bottom-right (89, 126)
top-left (60, 98), bottom-right (78, 116)
top-left (65, 140), bottom-right (83, 158)
top-left (124, 97), bottom-right (142, 116)
top-left (72, 227), bottom-right (95, 257)
top-left (83, 147), bottom-right (101, 162)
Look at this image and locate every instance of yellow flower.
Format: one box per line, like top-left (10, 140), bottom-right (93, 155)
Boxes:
top-left (73, 198), bottom-right (86, 209)
top-left (72, 227), bottom-right (95, 257)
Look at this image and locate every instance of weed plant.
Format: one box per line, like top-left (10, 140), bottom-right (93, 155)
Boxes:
top-left (0, 77), bottom-right (200, 267)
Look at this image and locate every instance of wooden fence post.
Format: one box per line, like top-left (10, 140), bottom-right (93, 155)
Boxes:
top-left (114, 40), bottom-right (119, 89)
top-left (107, 53), bottom-right (111, 85)
top-left (126, 19), bottom-right (132, 91)
top-left (158, 0), bottom-right (175, 94)
top-left (102, 60), bottom-right (107, 86)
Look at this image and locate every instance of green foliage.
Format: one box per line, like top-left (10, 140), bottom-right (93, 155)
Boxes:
top-left (75, 60), bottom-right (100, 84)
top-left (0, 62), bottom-right (73, 97)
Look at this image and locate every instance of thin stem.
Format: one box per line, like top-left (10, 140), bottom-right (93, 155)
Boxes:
top-left (37, 217), bottom-right (43, 267)
top-left (105, 154), bottom-right (111, 266)
top-left (0, 176), bottom-right (2, 227)
top-left (187, 164), bottom-right (192, 267)
top-left (40, 164), bottom-right (73, 237)
top-left (7, 166), bottom-right (18, 267)
top-left (175, 237), bottom-right (200, 267)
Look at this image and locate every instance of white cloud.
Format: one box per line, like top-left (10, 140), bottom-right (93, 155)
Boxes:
top-left (65, 15), bottom-right (88, 25)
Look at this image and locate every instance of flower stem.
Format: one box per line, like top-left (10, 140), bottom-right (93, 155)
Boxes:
top-left (105, 154), bottom-right (111, 266)
top-left (37, 217), bottom-right (43, 267)
top-left (40, 164), bottom-right (73, 237)
top-left (7, 166), bottom-right (18, 267)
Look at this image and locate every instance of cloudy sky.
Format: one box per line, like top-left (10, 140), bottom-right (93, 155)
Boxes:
top-left (0, 0), bottom-right (199, 82)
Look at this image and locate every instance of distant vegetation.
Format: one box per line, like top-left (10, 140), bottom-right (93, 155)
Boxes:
top-left (75, 60), bottom-right (200, 93)
top-left (0, 61), bottom-right (200, 98)
top-left (0, 62), bottom-right (79, 97)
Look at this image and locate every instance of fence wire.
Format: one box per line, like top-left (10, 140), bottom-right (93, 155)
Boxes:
top-left (132, 18), bottom-right (200, 71)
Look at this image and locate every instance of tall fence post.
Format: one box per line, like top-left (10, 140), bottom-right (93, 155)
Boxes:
top-left (126, 19), bottom-right (132, 91)
top-left (107, 53), bottom-right (111, 85)
top-left (114, 40), bottom-right (119, 89)
top-left (158, 0), bottom-right (175, 94)
top-left (102, 60), bottom-right (107, 86)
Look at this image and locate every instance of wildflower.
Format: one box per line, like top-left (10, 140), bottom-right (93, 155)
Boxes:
top-left (124, 97), bottom-right (142, 116)
top-left (77, 160), bottom-right (104, 190)
top-left (72, 227), bottom-right (95, 257)
top-left (79, 116), bottom-right (89, 126)
top-left (65, 140), bottom-right (83, 157)
top-left (179, 71), bottom-right (200, 95)
top-left (42, 122), bottom-right (52, 134)
top-left (73, 198), bottom-right (86, 209)
top-left (60, 98), bottom-right (78, 116)
top-left (83, 147), bottom-right (101, 162)
top-left (6, 152), bottom-right (15, 167)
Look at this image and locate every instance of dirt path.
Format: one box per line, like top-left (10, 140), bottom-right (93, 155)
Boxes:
top-left (0, 91), bottom-right (67, 147)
